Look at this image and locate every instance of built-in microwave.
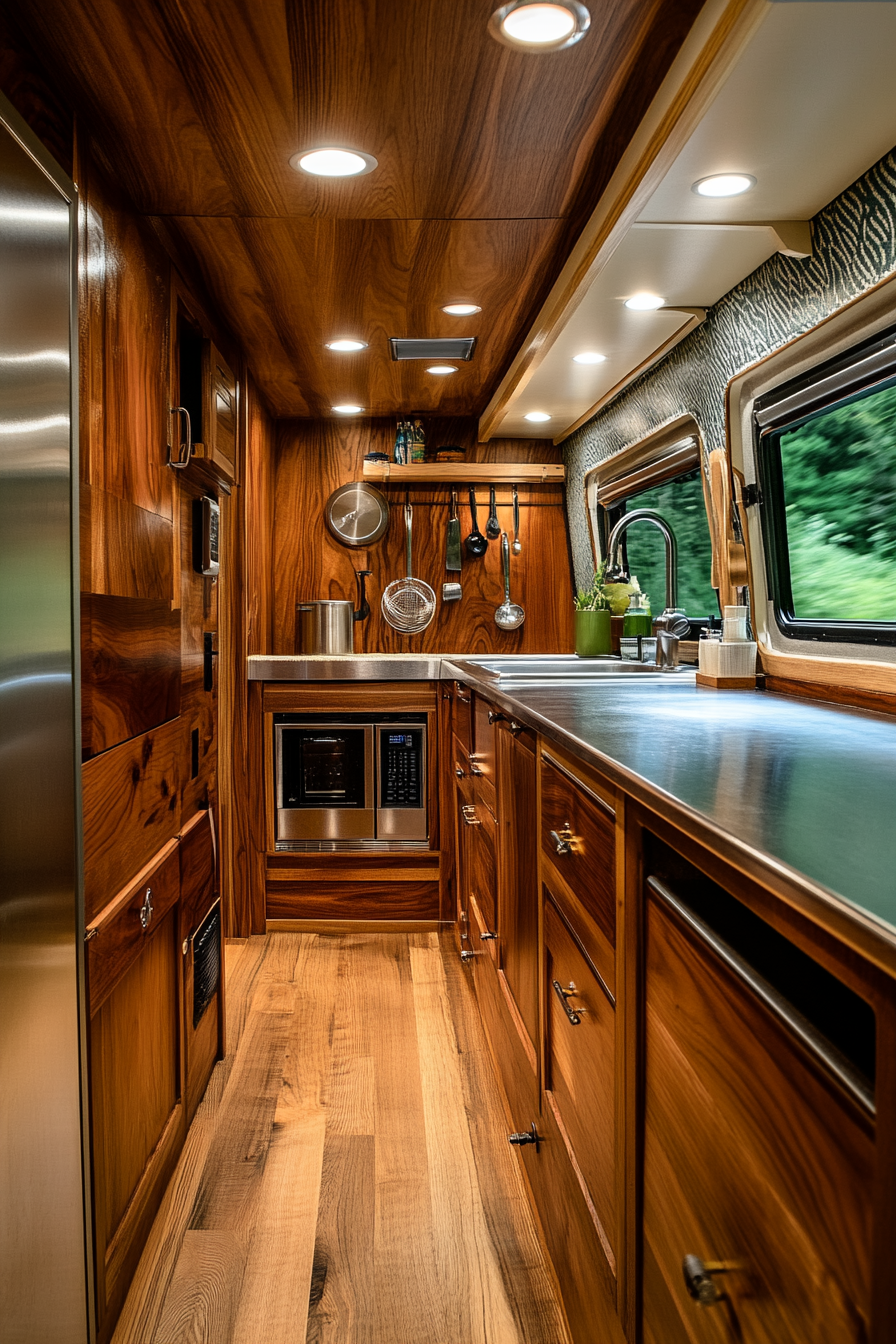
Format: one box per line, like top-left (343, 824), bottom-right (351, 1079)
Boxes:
top-left (274, 712), bottom-right (427, 849)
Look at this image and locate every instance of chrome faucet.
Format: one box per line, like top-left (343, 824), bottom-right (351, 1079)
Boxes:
top-left (605, 508), bottom-right (689, 668)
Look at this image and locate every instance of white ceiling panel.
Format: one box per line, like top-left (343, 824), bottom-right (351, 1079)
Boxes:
top-left (642, 2), bottom-right (896, 226)
top-left (499, 222), bottom-right (781, 438)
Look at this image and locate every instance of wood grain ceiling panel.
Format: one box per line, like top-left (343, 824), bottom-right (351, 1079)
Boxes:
top-left (17, 0), bottom-right (696, 220)
top-left (12, 0), bottom-right (703, 415)
top-left (161, 215), bottom-right (566, 417)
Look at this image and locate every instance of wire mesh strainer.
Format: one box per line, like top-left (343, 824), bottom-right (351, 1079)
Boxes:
top-left (381, 503), bottom-right (436, 633)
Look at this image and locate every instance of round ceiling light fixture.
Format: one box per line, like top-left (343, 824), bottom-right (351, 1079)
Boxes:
top-left (573, 350), bottom-right (606, 364)
top-left (325, 338), bottom-right (368, 352)
top-left (427, 365), bottom-right (458, 375)
top-left (442, 303), bottom-right (481, 316)
top-left (332, 403), bottom-right (364, 415)
top-left (624, 292), bottom-right (665, 312)
top-left (524, 410), bottom-right (552, 423)
top-left (490, 1), bottom-right (590, 51)
top-left (692, 172), bottom-right (756, 198)
top-left (290, 147), bottom-right (378, 177)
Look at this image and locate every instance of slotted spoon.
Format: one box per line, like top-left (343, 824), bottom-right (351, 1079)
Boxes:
top-left (381, 503), bottom-right (436, 633)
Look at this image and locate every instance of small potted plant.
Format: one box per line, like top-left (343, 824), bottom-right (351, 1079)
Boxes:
top-left (574, 563), bottom-right (613, 657)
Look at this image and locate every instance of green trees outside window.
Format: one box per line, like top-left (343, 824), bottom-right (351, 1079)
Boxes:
top-left (618, 468), bottom-right (718, 618)
top-left (778, 379), bottom-right (896, 621)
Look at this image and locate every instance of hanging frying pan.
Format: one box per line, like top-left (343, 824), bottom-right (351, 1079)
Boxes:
top-left (325, 481), bottom-right (390, 547)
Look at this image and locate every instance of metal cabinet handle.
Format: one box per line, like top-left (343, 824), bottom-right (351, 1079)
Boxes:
top-left (488, 710), bottom-right (504, 725)
top-left (455, 766), bottom-right (466, 778)
top-left (549, 823), bottom-right (576, 855)
top-left (552, 979), bottom-right (584, 1025)
top-left (682, 1255), bottom-right (727, 1306)
top-left (462, 805), bottom-right (481, 827)
top-left (480, 931), bottom-right (498, 941)
top-left (168, 406), bottom-right (192, 469)
top-left (139, 887), bottom-right (154, 930)
top-left (508, 1122), bottom-right (540, 1150)
top-left (455, 683), bottom-right (471, 703)
top-left (460, 949), bottom-right (475, 963)
top-left (510, 721), bottom-right (522, 735)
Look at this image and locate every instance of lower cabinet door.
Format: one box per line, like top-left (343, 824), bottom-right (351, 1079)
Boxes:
top-left (90, 896), bottom-right (185, 1340)
top-left (515, 1096), bottom-right (624, 1344)
top-left (643, 885), bottom-right (874, 1344)
top-left (543, 894), bottom-right (617, 1263)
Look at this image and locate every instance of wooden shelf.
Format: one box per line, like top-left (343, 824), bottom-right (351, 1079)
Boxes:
top-left (362, 461), bottom-right (565, 484)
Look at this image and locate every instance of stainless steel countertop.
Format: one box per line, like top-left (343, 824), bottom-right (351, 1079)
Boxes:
top-left (248, 654), bottom-right (449, 681)
top-left (445, 660), bottom-right (896, 961)
top-left (249, 651), bottom-right (896, 961)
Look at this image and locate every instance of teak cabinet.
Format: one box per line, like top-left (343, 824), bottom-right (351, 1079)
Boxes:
top-left (446, 683), bottom-right (894, 1344)
top-left (86, 812), bottom-right (223, 1343)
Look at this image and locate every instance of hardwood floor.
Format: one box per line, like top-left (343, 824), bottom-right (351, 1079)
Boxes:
top-left (112, 932), bottom-right (570, 1344)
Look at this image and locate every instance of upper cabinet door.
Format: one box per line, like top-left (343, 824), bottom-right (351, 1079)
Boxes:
top-left (194, 339), bottom-right (237, 485)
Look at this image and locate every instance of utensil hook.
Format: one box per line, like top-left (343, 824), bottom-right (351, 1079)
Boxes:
top-left (405, 502), bottom-right (413, 579)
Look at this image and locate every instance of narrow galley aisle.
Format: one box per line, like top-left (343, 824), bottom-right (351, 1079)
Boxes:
top-left (112, 932), bottom-right (569, 1344)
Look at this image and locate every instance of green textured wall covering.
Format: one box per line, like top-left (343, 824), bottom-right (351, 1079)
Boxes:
top-left (563, 147), bottom-right (896, 586)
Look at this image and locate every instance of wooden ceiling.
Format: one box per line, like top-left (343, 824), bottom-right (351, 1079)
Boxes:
top-left (15, 0), bottom-right (703, 418)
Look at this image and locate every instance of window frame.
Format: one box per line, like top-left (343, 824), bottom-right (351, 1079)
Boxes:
top-left (754, 323), bottom-right (896, 649)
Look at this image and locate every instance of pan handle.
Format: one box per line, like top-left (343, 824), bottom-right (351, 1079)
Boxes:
top-left (405, 503), bottom-right (413, 579)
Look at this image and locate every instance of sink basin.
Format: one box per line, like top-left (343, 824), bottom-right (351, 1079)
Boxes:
top-left (464, 656), bottom-right (695, 680)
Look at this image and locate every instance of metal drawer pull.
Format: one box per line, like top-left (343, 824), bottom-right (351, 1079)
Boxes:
top-left (508, 1122), bottom-right (540, 1150)
top-left (462, 805), bottom-right (481, 827)
top-left (139, 887), bottom-right (154, 930)
top-left (488, 710), bottom-right (504, 724)
top-left (480, 931), bottom-right (497, 941)
top-left (510, 721), bottom-right (522, 735)
top-left (455, 766), bottom-right (466, 778)
top-left (552, 979), bottom-right (584, 1025)
top-left (549, 823), bottom-right (576, 855)
top-left (682, 1255), bottom-right (730, 1306)
top-left (460, 950), bottom-right (475, 963)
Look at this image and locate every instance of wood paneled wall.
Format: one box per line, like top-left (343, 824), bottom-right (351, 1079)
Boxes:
top-left (272, 418), bottom-right (575, 655)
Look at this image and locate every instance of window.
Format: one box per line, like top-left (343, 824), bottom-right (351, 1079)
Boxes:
top-left (756, 324), bottom-right (896, 645)
top-left (585, 419), bottom-right (718, 620)
top-left (607, 469), bottom-right (718, 617)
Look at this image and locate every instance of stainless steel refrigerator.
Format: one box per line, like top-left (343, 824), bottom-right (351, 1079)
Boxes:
top-left (0, 94), bottom-right (91, 1344)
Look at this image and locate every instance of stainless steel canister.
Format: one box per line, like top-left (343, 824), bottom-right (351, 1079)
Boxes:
top-left (296, 600), bottom-right (354, 654)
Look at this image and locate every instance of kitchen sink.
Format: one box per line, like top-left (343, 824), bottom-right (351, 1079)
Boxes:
top-left (462, 656), bottom-right (695, 680)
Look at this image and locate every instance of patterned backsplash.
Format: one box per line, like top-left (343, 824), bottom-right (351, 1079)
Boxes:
top-left (563, 148), bottom-right (896, 586)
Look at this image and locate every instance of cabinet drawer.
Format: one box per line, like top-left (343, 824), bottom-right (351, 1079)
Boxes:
top-left (87, 840), bottom-right (180, 1015)
top-left (544, 896), bottom-right (616, 1263)
top-left (467, 802), bottom-right (499, 956)
top-left (643, 882), bottom-right (874, 1344)
top-left (471, 694), bottom-right (497, 794)
top-left (451, 681), bottom-right (472, 751)
top-left (541, 753), bottom-right (616, 944)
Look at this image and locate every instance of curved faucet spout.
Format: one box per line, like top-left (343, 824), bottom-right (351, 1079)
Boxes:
top-left (605, 508), bottom-right (679, 614)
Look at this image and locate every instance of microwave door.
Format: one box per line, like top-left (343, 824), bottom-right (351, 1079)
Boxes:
top-left (276, 723), bottom-right (375, 841)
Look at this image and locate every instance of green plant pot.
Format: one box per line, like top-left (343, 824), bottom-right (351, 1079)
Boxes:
top-left (575, 609), bottom-right (613, 657)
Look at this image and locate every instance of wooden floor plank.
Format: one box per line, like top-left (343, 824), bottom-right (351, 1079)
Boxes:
top-left (410, 937), bottom-right (521, 1344)
top-left (306, 1134), bottom-right (376, 1344)
top-left (114, 930), bottom-right (569, 1344)
top-left (150, 1231), bottom-right (247, 1344)
top-left (230, 935), bottom-right (341, 1343)
top-left (111, 1060), bottom-right (235, 1344)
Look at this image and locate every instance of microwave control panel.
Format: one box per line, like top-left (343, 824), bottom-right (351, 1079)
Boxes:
top-left (380, 730), bottom-right (423, 808)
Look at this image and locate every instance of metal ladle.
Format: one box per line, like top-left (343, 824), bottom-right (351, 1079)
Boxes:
top-left (495, 532), bottom-right (525, 630)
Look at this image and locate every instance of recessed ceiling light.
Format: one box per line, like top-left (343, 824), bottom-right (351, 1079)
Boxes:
top-left (624, 292), bottom-right (665, 311)
top-left (290, 147), bottom-right (378, 178)
top-left (332, 404), bottom-right (364, 415)
top-left (573, 351), bottom-right (606, 364)
top-left (427, 365), bottom-right (458, 375)
top-left (325, 339), bottom-right (368, 352)
top-left (524, 411), bottom-right (552, 422)
top-left (692, 173), bottom-right (756, 198)
top-left (442, 303), bottom-right (481, 316)
top-left (490, 1), bottom-right (590, 51)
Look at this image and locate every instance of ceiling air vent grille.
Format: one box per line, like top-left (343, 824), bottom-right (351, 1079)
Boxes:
top-left (390, 337), bottom-right (477, 361)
